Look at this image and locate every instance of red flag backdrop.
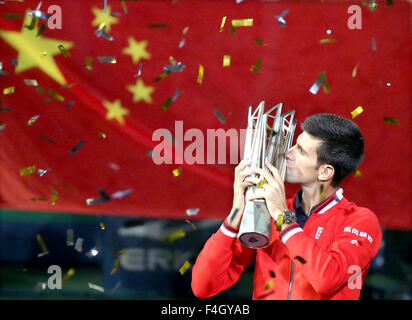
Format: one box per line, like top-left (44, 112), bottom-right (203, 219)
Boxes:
top-left (0, 0), bottom-right (411, 229)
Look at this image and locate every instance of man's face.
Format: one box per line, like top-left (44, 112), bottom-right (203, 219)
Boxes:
top-left (285, 131), bottom-right (323, 185)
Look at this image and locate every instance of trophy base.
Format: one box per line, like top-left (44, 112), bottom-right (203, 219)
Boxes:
top-left (238, 232), bottom-right (269, 249)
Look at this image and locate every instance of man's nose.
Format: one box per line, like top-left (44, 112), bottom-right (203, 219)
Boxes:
top-left (285, 146), bottom-right (294, 160)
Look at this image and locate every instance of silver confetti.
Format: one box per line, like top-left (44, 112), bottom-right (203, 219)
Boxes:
top-left (111, 189), bottom-right (132, 199)
top-left (213, 108), bottom-right (226, 124)
top-left (98, 56), bottom-right (116, 63)
top-left (163, 62), bottom-right (186, 73)
top-left (133, 62), bottom-right (142, 78)
top-left (66, 228), bottom-right (74, 246)
top-left (186, 208), bottom-right (200, 216)
top-left (24, 79), bottom-right (38, 86)
top-left (74, 238), bottom-right (83, 252)
top-left (309, 76), bottom-right (323, 95)
top-left (274, 10), bottom-right (289, 27)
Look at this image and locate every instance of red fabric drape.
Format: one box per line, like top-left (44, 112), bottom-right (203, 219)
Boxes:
top-left (0, 0), bottom-right (411, 229)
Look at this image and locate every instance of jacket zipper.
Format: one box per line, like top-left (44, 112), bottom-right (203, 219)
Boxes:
top-left (287, 261), bottom-right (294, 300)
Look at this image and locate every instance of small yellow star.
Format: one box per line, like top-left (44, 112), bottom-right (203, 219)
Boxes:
top-left (122, 37), bottom-right (151, 64)
top-left (103, 99), bottom-right (130, 124)
top-left (0, 13), bottom-right (74, 85)
top-left (126, 79), bottom-right (155, 104)
top-left (91, 6), bottom-right (119, 33)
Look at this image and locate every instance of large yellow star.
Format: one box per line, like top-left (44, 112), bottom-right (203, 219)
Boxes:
top-left (0, 13), bottom-right (74, 85)
top-left (122, 37), bottom-right (151, 64)
top-left (91, 6), bottom-right (119, 33)
top-left (126, 79), bottom-right (155, 104)
top-left (103, 99), bottom-right (130, 124)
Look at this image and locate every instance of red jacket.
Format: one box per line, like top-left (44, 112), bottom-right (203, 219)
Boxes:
top-left (191, 188), bottom-right (382, 300)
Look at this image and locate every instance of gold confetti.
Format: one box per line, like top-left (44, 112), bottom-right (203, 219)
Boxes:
top-left (319, 71), bottom-right (330, 93)
top-left (85, 57), bottom-right (93, 70)
top-left (27, 115), bottom-right (40, 126)
top-left (110, 258), bottom-right (120, 275)
top-left (220, 16), bottom-right (227, 32)
top-left (58, 45), bottom-right (71, 57)
top-left (254, 38), bottom-right (264, 46)
top-left (30, 197), bottom-right (47, 201)
top-left (318, 38), bottom-right (338, 44)
top-left (197, 65), bottom-right (204, 84)
top-left (223, 55), bottom-right (231, 67)
top-left (264, 279), bottom-right (274, 290)
top-left (24, 16), bottom-right (38, 30)
top-left (88, 283), bottom-right (104, 293)
top-left (3, 87), bottom-right (14, 95)
top-left (257, 179), bottom-right (267, 188)
top-left (2, 13), bottom-right (22, 19)
top-left (112, 249), bottom-right (127, 257)
top-left (36, 23), bottom-right (46, 37)
top-left (36, 234), bottom-right (49, 257)
top-left (172, 167), bottom-right (182, 177)
top-left (383, 117), bottom-right (400, 125)
top-left (62, 268), bottom-right (75, 283)
top-left (351, 106), bottom-right (363, 118)
top-left (40, 135), bottom-right (58, 144)
top-left (98, 132), bottom-right (107, 138)
top-left (320, 184), bottom-right (325, 200)
top-left (250, 58), bottom-right (262, 72)
top-left (165, 229), bottom-right (185, 242)
top-left (179, 260), bottom-right (190, 275)
top-left (352, 63), bottom-right (360, 78)
top-left (354, 169), bottom-right (362, 178)
top-left (161, 97), bottom-right (173, 111)
top-left (100, 222), bottom-right (106, 230)
top-left (231, 18), bottom-right (253, 27)
top-left (41, 51), bottom-right (47, 56)
top-left (47, 88), bottom-right (64, 102)
top-left (20, 166), bottom-right (36, 176)
top-left (50, 186), bottom-right (58, 205)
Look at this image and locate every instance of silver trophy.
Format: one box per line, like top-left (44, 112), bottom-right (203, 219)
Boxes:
top-left (238, 101), bottom-right (296, 248)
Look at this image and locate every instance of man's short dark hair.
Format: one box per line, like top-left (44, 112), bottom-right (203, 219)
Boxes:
top-left (301, 113), bottom-right (364, 188)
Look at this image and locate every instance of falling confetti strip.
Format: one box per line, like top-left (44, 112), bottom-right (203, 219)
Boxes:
top-left (383, 117), bottom-right (400, 125)
top-left (254, 38), bottom-right (264, 46)
top-left (264, 279), bottom-right (274, 290)
top-left (318, 38), bottom-right (338, 44)
top-left (27, 115), bottom-right (40, 126)
top-left (197, 65), bottom-right (204, 84)
top-left (69, 140), bottom-right (85, 154)
top-left (36, 234), bottom-right (49, 257)
top-left (2, 13), bottom-right (22, 19)
top-left (165, 230), bottom-right (185, 242)
top-left (148, 24), bottom-right (168, 28)
top-left (250, 58), bottom-right (262, 72)
top-left (67, 229), bottom-right (74, 246)
top-left (213, 108), bottom-right (226, 124)
top-left (309, 71), bottom-right (329, 94)
top-left (186, 208), bottom-right (200, 216)
top-left (74, 238), bottom-right (83, 252)
top-left (50, 186), bottom-right (58, 205)
top-left (352, 63), bottom-right (360, 78)
top-left (62, 268), bottom-right (75, 283)
top-left (98, 56), bottom-right (116, 63)
top-left (40, 135), bottom-right (58, 144)
top-left (179, 260), bottom-right (190, 275)
top-left (351, 106), bottom-right (363, 118)
top-left (3, 87), bottom-right (14, 95)
top-left (58, 45), bottom-right (71, 57)
top-left (88, 283), bottom-right (104, 293)
top-left (223, 55), bottom-right (231, 67)
top-left (24, 79), bottom-right (38, 86)
top-left (354, 169), bottom-right (362, 178)
top-left (85, 57), bottom-right (93, 70)
top-left (220, 16), bottom-right (227, 32)
top-left (173, 167), bottom-right (182, 177)
top-left (110, 258), bottom-right (120, 274)
top-left (47, 88), bottom-right (64, 101)
top-left (20, 166), bottom-right (36, 176)
top-left (231, 18), bottom-right (253, 27)
top-left (274, 10), bottom-right (289, 27)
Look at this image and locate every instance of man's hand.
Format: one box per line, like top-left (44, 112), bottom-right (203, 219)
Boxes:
top-left (227, 159), bottom-right (254, 228)
top-left (246, 159), bottom-right (288, 222)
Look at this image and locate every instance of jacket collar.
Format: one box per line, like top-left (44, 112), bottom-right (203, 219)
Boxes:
top-left (294, 187), bottom-right (344, 215)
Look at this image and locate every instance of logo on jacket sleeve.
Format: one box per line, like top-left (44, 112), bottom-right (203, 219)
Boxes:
top-left (315, 227), bottom-right (324, 239)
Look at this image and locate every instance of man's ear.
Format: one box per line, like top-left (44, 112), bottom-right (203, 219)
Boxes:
top-left (318, 164), bottom-right (334, 183)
